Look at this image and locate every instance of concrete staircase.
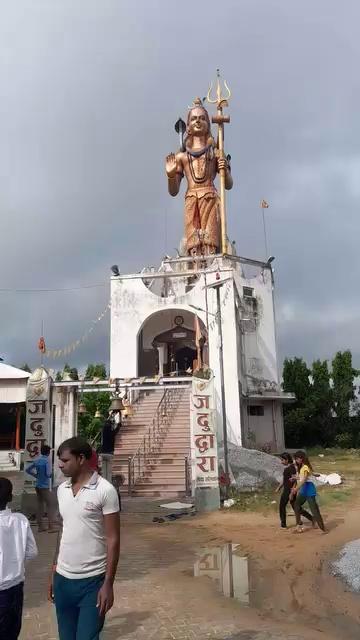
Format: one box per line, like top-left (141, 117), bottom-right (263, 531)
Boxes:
top-left (0, 450), bottom-right (18, 471)
top-left (113, 386), bottom-right (191, 497)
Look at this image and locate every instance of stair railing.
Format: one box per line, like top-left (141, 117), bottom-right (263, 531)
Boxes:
top-left (128, 387), bottom-right (182, 495)
top-left (184, 455), bottom-right (192, 497)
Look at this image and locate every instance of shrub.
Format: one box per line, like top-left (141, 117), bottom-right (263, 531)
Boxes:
top-left (334, 432), bottom-right (354, 449)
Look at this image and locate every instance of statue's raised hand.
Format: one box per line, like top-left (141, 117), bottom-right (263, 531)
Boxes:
top-left (166, 153), bottom-right (177, 178)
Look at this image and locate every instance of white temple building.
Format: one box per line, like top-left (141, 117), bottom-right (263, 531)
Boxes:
top-left (110, 253), bottom-right (293, 452)
top-left (12, 84), bottom-right (295, 497)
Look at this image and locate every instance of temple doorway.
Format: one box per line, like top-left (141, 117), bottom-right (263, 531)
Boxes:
top-left (137, 309), bottom-right (207, 377)
top-left (174, 346), bottom-right (196, 373)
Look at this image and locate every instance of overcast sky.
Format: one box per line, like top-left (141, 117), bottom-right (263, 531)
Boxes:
top-left (1, 0), bottom-right (360, 373)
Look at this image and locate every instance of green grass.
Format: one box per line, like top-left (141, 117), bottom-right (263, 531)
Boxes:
top-left (227, 448), bottom-right (360, 514)
top-left (227, 489), bottom-right (279, 513)
top-left (227, 485), bottom-right (354, 514)
top-left (307, 447), bottom-right (360, 480)
top-left (316, 485), bottom-right (353, 508)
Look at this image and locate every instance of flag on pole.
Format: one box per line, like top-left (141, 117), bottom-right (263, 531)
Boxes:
top-left (194, 315), bottom-right (203, 370)
top-left (260, 199), bottom-right (269, 209)
top-left (38, 336), bottom-right (46, 354)
top-left (195, 315), bottom-right (202, 348)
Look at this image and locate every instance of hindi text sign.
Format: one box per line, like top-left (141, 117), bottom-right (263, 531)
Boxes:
top-left (190, 372), bottom-right (219, 491)
top-left (23, 368), bottom-right (52, 492)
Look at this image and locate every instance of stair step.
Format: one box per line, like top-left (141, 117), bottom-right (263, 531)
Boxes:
top-left (132, 482), bottom-right (186, 489)
top-left (113, 387), bottom-right (191, 497)
top-left (131, 490), bottom-right (186, 497)
top-left (148, 459), bottom-right (185, 473)
top-left (153, 447), bottom-right (190, 452)
top-left (142, 472), bottom-right (186, 478)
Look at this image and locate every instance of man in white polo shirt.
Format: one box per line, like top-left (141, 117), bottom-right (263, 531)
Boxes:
top-left (49, 437), bottom-right (120, 640)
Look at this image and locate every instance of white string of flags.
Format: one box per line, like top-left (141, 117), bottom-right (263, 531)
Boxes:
top-left (38, 276), bottom-right (233, 359)
top-left (39, 302), bottom-right (111, 359)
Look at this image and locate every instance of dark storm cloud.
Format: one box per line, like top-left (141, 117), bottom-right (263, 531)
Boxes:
top-left (1, 0), bottom-right (360, 371)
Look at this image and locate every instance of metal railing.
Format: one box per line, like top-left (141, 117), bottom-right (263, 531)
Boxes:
top-left (184, 455), bottom-right (192, 497)
top-left (90, 431), bottom-right (101, 450)
top-left (128, 387), bottom-right (183, 495)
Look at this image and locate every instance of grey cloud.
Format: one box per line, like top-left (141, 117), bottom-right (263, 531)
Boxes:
top-left (1, 0), bottom-right (360, 370)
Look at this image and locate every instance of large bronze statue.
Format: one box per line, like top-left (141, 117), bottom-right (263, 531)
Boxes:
top-left (166, 89), bottom-right (233, 257)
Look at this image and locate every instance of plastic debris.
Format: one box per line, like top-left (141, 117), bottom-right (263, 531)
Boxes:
top-left (223, 498), bottom-right (235, 508)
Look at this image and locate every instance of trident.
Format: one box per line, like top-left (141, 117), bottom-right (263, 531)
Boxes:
top-left (207, 69), bottom-right (231, 255)
top-left (174, 117), bottom-right (186, 152)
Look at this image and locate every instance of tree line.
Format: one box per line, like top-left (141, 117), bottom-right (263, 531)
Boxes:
top-left (19, 353), bottom-right (360, 449)
top-left (283, 350), bottom-right (360, 448)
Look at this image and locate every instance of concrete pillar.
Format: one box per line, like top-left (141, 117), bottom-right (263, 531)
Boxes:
top-left (157, 345), bottom-right (166, 376)
top-left (15, 406), bottom-right (21, 451)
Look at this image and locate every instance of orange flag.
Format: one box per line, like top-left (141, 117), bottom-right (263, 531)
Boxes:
top-left (38, 336), bottom-right (46, 353)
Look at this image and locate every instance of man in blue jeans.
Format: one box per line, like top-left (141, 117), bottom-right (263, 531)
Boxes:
top-left (48, 437), bottom-right (120, 640)
top-left (26, 444), bottom-right (55, 532)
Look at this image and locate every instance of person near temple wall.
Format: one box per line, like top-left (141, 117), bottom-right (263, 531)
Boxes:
top-left (100, 411), bottom-right (120, 483)
top-left (26, 444), bottom-right (57, 532)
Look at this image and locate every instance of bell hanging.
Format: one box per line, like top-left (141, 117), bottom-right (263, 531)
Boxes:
top-left (94, 409), bottom-right (102, 419)
top-left (78, 401), bottom-right (87, 415)
top-left (109, 396), bottom-right (124, 412)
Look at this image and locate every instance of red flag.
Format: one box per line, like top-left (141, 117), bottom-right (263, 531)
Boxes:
top-left (38, 337), bottom-right (46, 353)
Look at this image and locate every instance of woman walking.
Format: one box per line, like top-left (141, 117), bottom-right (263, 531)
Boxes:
top-left (277, 453), bottom-right (313, 529)
top-left (292, 451), bottom-right (326, 534)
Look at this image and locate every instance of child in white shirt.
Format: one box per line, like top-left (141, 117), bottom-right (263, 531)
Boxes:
top-left (0, 477), bottom-right (38, 639)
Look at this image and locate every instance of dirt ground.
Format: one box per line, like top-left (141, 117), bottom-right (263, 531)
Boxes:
top-left (10, 457), bottom-right (360, 640)
top-left (172, 491), bottom-right (360, 639)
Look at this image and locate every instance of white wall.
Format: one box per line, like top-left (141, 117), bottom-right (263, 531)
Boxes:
top-left (52, 386), bottom-right (77, 486)
top-left (233, 267), bottom-right (279, 392)
top-left (244, 400), bottom-right (285, 451)
top-left (110, 257), bottom-right (284, 450)
top-left (110, 261), bottom-right (243, 446)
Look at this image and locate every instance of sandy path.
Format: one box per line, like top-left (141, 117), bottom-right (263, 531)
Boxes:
top-left (140, 492), bottom-right (360, 639)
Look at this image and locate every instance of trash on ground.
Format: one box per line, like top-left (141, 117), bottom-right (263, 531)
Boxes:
top-left (326, 472), bottom-right (342, 486)
top-left (160, 501), bottom-right (194, 510)
top-left (316, 472), bottom-right (342, 486)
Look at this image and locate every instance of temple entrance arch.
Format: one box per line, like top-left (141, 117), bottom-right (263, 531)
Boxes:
top-left (137, 309), bottom-right (207, 377)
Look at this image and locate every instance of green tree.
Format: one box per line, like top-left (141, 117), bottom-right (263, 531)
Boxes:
top-left (85, 363), bottom-right (107, 380)
top-left (282, 407), bottom-right (309, 448)
top-left (282, 357), bottom-right (311, 404)
top-left (310, 359), bottom-right (333, 445)
top-left (331, 351), bottom-right (358, 422)
top-left (78, 363), bottom-right (109, 444)
top-left (63, 363), bottom-right (79, 380)
top-left (78, 391), bottom-right (111, 446)
top-left (282, 357), bottom-right (312, 446)
top-left (55, 364), bottom-right (79, 381)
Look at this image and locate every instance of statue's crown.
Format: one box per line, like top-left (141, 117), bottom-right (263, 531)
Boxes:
top-left (188, 97), bottom-right (207, 111)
